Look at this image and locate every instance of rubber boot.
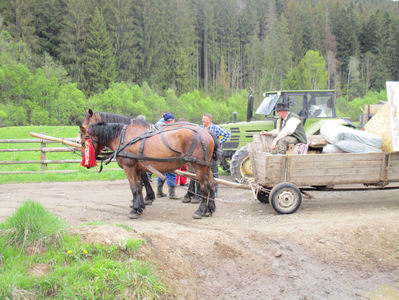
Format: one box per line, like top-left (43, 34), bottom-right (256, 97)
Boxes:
top-left (168, 185), bottom-right (181, 200)
top-left (182, 179), bottom-right (195, 203)
top-left (157, 181), bottom-right (167, 197)
top-left (190, 181), bottom-right (201, 204)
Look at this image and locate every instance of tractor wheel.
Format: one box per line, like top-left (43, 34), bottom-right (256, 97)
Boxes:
top-left (230, 146), bottom-right (254, 182)
top-left (269, 183), bottom-right (302, 214)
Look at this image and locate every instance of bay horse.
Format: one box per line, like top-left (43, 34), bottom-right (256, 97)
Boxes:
top-left (82, 121), bottom-right (217, 219)
top-left (79, 109), bottom-right (155, 205)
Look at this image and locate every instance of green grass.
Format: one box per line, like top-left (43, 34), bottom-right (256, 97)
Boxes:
top-left (0, 201), bottom-right (167, 299)
top-left (0, 126), bottom-right (127, 183)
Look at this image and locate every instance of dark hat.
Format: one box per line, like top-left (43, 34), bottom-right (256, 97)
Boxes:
top-left (163, 112), bottom-right (175, 121)
top-left (276, 103), bottom-right (289, 112)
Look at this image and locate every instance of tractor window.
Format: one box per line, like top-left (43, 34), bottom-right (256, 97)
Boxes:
top-left (286, 95), bottom-right (305, 116)
top-left (255, 94), bottom-right (279, 115)
top-left (307, 95), bottom-right (334, 118)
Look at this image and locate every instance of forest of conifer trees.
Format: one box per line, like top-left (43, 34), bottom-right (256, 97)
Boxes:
top-left (0, 0), bottom-right (398, 125)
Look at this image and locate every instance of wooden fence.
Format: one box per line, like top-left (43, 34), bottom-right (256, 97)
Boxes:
top-left (0, 138), bottom-right (82, 174)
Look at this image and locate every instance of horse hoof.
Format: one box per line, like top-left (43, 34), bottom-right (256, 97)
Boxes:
top-left (128, 210), bottom-right (142, 219)
top-left (129, 213), bottom-right (140, 219)
top-left (192, 213), bottom-right (202, 219)
top-left (144, 200), bottom-right (153, 206)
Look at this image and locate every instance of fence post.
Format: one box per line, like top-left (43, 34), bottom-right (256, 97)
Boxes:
top-left (40, 133), bottom-right (47, 171)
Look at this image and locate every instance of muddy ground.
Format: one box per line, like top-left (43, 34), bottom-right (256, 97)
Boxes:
top-left (1, 177), bottom-right (399, 299)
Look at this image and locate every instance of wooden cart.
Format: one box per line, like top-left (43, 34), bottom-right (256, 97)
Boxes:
top-left (248, 135), bottom-right (399, 214)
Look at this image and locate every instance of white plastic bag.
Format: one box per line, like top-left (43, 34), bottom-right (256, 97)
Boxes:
top-left (320, 121), bottom-right (382, 152)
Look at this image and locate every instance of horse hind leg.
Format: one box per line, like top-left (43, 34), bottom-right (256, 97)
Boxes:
top-left (142, 172), bottom-right (155, 205)
top-left (192, 166), bottom-right (216, 219)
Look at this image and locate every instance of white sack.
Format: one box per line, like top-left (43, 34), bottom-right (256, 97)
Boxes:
top-left (335, 140), bottom-right (382, 153)
top-left (322, 144), bottom-right (345, 153)
top-left (320, 121), bottom-right (382, 150)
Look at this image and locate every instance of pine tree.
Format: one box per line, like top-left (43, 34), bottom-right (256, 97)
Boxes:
top-left (60, 0), bottom-right (94, 88)
top-left (83, 8), bottom-right (117, 95)
top-left (32, 0), bottom-right (65, 59)
top-left (103, 0), bottom-right (137, 82)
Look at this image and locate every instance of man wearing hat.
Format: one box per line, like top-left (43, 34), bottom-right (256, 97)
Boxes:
top-left (260, 103), bottom-right (307, 154)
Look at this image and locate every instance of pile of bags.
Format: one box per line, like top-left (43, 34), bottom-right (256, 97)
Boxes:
top-left (320, 121), bottom-right (382, 153)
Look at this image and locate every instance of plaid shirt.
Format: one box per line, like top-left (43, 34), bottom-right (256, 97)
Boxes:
top-left (206, 123), bottom-right (231, 144)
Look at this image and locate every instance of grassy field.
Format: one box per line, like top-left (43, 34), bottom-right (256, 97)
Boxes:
top-left (0, 126), bottom-right (127, 183)
top-left (0, 201), bottom-right (167, 299)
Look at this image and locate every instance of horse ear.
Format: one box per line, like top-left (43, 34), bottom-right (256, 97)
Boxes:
top-left (88, 109), bottom-right (94, 117)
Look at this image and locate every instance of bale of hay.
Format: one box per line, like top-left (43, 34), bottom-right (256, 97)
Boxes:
top-left (364, 103), bottom-right (394, 152)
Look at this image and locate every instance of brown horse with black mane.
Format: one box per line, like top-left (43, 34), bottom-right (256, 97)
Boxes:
top-left (81, 120), bottom-right (218, 219)
top-left (79, 109), bottom-right (155, 205)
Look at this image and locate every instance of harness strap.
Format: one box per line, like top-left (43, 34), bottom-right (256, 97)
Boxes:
top-left (160, 129), bottom-right (182, 154)
top-left (105, 124), bottom-right (128, 165)
top-left (118, 151), bottom-right (211, 166)
top-left (139, 136), bottom-right (145, 156)
top-left (104, 124), bottom-right (212, 167)
top-left (186, 127), bottom-right (202, 156)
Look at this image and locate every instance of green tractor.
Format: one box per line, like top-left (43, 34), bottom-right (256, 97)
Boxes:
top-left (219, 90), bottom-right (353, 181)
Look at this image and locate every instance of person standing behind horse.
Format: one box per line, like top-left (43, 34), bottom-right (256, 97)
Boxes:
top-left (183, 113), bottom-right (231, 202)
top-left (202, 113), bottom-right (231, 197)
top-left (156, 113), bottom-right (182, 200)
top-left (155, 110), bottom-right (169, 128)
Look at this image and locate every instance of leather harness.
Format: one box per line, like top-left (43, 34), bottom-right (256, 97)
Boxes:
top-left (101, 123), bottom-right (212, 167)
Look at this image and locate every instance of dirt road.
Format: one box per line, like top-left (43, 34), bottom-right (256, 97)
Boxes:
top-left (1, 177), bottom-right (399, 299)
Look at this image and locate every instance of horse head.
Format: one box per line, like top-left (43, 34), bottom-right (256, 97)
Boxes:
top-left (78, 109), bottom-right (96, 146)
top-left (78, 109), bottom-right (148, 146)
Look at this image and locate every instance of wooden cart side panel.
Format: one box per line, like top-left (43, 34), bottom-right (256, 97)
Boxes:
top-left (251, 151), bottom-right (393, 186)
top-left (286, 153), bottom-right (385, 185)
top-left (252, 152), bottom-right (286, 185)
top-left (388, 152), bottom-right (399, 181)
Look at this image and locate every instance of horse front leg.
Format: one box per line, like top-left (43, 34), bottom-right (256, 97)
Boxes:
top-left (192, 165), bottom-right (216, 219)
top-left (123, 167), bottom-right (146, 219)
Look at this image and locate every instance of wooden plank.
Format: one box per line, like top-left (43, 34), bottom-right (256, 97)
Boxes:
top-left (0, 168), bottom-right (121, 175)
top-left (248, 143), bottom-right (258, 180)
top-left (285, 176), bottom-right (381, 186)
top-left (288, 166), bottom-right (382, 178)
top-left (289, 159), bottom-right (383, 170)
top-left (0, 138), bottom-right (76, 143)
top-left (29, 132), bottom-right (82, 148)
top-left (287, 152), bottom-right (385, 162)
top-left (0, 159), bottom-right (81, 165)
top-left (388, 152), bottom-right (399, 181)
top-left (0, 147), bottom-right (78, 153)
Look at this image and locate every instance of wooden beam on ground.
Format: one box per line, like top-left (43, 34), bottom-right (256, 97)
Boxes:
top-left (174, 169), bottom-right (251, 190)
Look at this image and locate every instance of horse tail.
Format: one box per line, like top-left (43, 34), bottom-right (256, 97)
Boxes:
top-left (209, 132), bottom-right (222, 162)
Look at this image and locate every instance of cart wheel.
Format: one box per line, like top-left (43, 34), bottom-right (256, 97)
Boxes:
top-left (269, 183), bottom-right (302, 214)
top-left (256, 190), bottom-right (270, 203)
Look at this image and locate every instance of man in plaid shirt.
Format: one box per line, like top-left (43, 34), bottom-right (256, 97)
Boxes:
top-left (202, 113), bottom-right (231, 196)
top-left (183, 113), bottom-right (231, 202)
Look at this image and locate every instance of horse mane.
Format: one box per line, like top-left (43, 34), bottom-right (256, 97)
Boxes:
top-left (88, 122), bottom-right (124, 147)
top-left (90, 111), bottom-right (148, 128)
